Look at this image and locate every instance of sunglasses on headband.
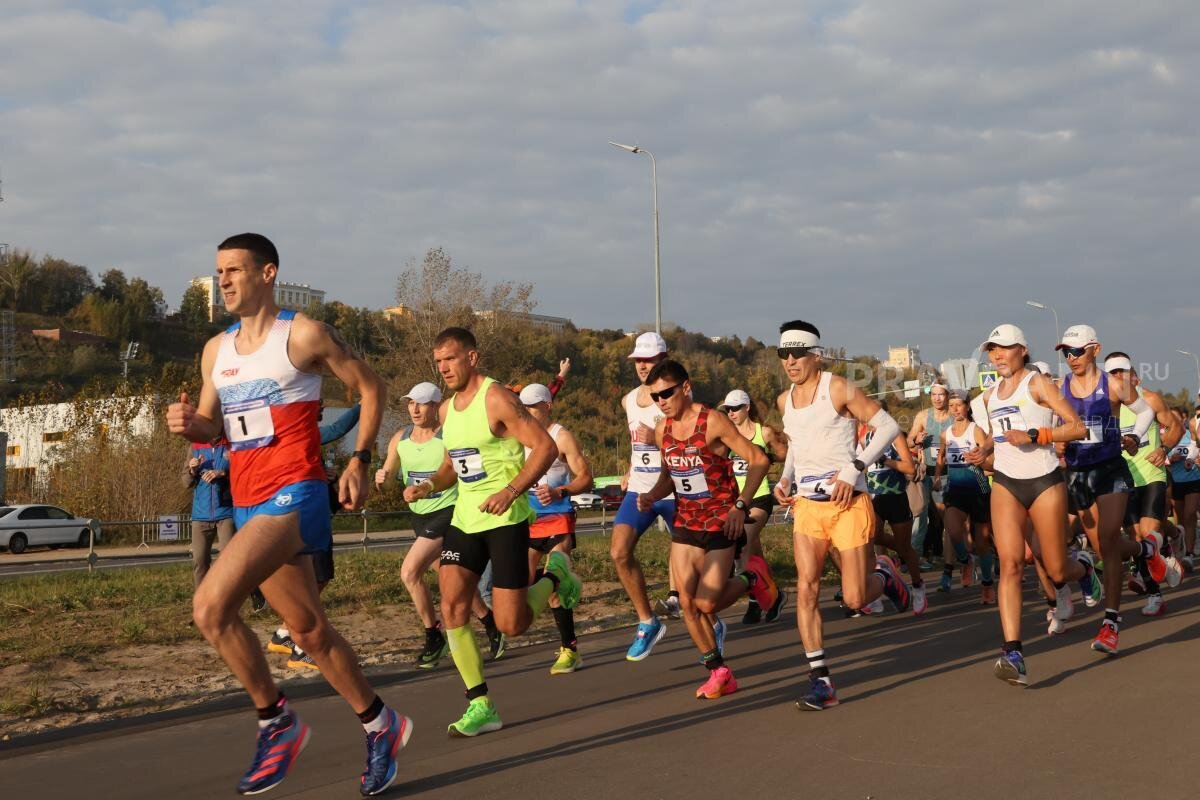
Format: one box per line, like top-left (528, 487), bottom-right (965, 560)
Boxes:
top-left (649, 384), bottom-right (681, 402)
top-left (777, 346), bottom-right (817, 360)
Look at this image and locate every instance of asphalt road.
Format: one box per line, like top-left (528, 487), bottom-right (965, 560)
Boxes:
top-left (5, 575), bottom-right (1199, 799)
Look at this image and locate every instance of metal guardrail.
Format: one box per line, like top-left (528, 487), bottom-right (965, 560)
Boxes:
top-left (68, 504), bottom-right (617, 573)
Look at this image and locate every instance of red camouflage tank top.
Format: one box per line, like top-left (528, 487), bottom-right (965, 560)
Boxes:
top-left (662, 407), bottom-right (737, 531)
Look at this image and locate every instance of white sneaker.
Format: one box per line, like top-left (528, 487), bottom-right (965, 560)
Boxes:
top-left (911, 584), bottom-right (928, 615)
top-left (1053, 583), bottom-right (1074, 621)
top-left (860, 598), bottom-right (885, 615)
top-left (657, 596), bottom-right (682, 619)
top-left (1164, 556), bottom-right (1183, 589)
top-left (1046, 607), bottom-right (1066, 635)
top-left (1142, 594), bottom-right (1167, 616)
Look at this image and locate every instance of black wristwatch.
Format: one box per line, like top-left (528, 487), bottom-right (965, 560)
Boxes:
top-left (1027, 428), bottom-right (1040, 443)
top-left (734, 498), bottom-right (748, 511)
top-left (852, 458), bottom-right (866, 472)
top-left (351, 449), bottom-right (372, 465)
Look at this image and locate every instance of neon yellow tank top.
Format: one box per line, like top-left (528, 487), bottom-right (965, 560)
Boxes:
top-left (1120, 394), bottom-right (1165, 487)
top-left (396, 426), bottom-right (457, 515)
top-left (443, 377), bottom-right (533, 532)
top-left (732, 423), bottom-right (771, 500)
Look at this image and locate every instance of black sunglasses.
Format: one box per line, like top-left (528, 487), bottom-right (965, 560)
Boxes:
top-left (777, 346), bottom-right (815, 360)
top-left (649, 384), bottom-right (681, 402)
top-left (1061, 346), bottom-right (1089, 358)
top-left (723, 404), bottom-right (747, 413)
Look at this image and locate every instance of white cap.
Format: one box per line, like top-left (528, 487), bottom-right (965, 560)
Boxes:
top-left (403, 381), bottom-right (442, 404)
top-left (719, 389), bottom-right (752, 409)
top-left (1103, 355), bottom-right (1133, 373)
top-left (518, 383), bottom-right (553, 406)
top-left (982, 323), bottom-right (1027, 349)
top-left (1057, 324), bottom-right (1099, 351)
top-left (628, 331), bottom-right (667, 359)
top-left (1032, 361), bottom-right (1052, 375)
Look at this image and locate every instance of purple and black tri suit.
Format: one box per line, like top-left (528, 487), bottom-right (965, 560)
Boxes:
top-left (1062, 371), bottom-right (1133, 509)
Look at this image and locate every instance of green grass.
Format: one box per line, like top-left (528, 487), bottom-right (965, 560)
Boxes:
top-left (0, 523), bottom-right (811, 673)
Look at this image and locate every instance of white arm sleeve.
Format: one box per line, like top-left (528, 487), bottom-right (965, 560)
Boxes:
top-left (780, 444), bottom-right (795, 483)
top-left (1188, 439), bottom-right (1199, 462)
top-left (856, 409), bottom-right (901, 466)
top-left (971, 395), bottom-right (990, 435)
top-left (1127, 396), bottom-right (1155, 440)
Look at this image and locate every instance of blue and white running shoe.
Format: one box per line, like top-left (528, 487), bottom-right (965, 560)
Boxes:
top-left (625, 617), bottom-right (666, 662)
top-left (360, 708), bottom-right (414, 797)
top-left (237, 712), bottom-right (311, 795)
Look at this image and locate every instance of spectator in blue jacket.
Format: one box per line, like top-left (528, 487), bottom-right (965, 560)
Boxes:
top-left (186, 439), bottom-right (233, 589)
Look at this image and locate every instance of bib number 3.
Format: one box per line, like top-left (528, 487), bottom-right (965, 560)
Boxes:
top-left (223, 398), bottom-right (275, 451)
top-left (449, 448), bottom-right (487, 483)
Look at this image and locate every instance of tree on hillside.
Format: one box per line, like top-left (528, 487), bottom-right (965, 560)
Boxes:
top-left (0, 249), bottom-right (36, 310)
top-left (24, 256), bottom-right (95, 315)
top-left (71, 271), bottom-right (166, 342)
top-left (179, 283), bottom-right (212, 343)
top-left (381, 247), bottom-right (535, 403)
top-left (97, 269), bottom-right (128, 302)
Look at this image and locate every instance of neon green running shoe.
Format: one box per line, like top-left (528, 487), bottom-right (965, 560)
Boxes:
top-left (447, 697), bottom-right (503, 738)
top-left (544, 551), bottom-right (582, 609)
top-left (550, 647), bottom-right (582, 675)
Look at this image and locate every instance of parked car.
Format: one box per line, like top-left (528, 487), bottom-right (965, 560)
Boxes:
top-left (569, 493), bottom-right (603, 509)
top-left (0, 504), bottom-right (98, 555)
top-left (598, 484), bottom-right (624, 511)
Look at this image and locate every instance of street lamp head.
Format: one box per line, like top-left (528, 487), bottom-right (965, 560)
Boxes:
top-left (1025, 300), bottom-right (1046, 309)
top-left (1177, 349), bottom-right (1194, 357)
top-left (608, 141), bottom-right (641, 154)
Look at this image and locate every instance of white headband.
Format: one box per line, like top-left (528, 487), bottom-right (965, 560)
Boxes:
top-left (779, 329), bottom-right (820, 349)
top-left (1103, 356), bottom-right (1133, 373)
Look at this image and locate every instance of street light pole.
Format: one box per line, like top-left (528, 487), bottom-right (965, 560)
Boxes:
top-left (1176, 349), bottom-right (1200, 398)
top-left (1025, 300), bottom-right (1060, 369)
top-left (609, 141), bottom-right (661, 334)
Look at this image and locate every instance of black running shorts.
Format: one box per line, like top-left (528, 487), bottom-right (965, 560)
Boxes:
top-left (440, 522), bottom-right (530, 589)
top-left (871, 492), bottom-right (913, 526)
top-left (671, 527), bottom-right (737, 551)
top-left (1067, 457), bottom-right (1133, 510)
top-left (1125, 481), bottom-right (1167, 527)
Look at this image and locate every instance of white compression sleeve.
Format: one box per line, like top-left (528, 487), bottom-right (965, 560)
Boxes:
top-left (1127, 396), bottom-right (1155, 440)
top-left (856, 409), bottom-right (901, 466)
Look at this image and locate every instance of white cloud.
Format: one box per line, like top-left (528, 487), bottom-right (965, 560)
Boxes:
top-left (0, 0), bottom-right (1198, 374)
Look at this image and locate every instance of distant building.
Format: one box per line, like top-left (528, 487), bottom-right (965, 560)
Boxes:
top-left (886, 345), bottom-right (921, 370)
top-left (1, 397), bottom-right (158, 486)
top-left (191, 277), bottom-right (326, 322)
top-left (30, 328), bottom-right (108, 346)
top-left (385, 307), bottom-right (572, 335)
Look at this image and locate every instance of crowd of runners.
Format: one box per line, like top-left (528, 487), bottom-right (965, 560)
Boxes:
top-left (168, 233), bottom-right (1200, 795)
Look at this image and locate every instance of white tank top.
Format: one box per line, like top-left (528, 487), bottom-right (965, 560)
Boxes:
top-left (525, 424), bottom-right (567, 488)
top-left (783, 372), bottom-right (867, 499)
top-left (624, 388), bottom-right (669, 494)
top-left (944, 422), bottom-right (978, 467)
top-left (986, 370), bottom-right (1058, 479)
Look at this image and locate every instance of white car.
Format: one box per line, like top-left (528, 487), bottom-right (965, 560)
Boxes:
top-left (0, 504), bottom-right (97, 555)
top-left (569, 493), bottom-right (603, 509)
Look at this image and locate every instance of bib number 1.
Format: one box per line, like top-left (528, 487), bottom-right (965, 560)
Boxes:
top-left (223, 398), bottom-right (275, 451)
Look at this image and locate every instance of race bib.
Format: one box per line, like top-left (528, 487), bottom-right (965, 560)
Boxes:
top-left (1119, 426), bottom-right (1149, 449)
top-left (947, 446), bottom-right (968, 466)
top-left (796, 470), bottom-right (836, 500)
top-left (732, 457), bottom-right (749, 476)
top-left (223, 398), bottom-right (275, 451)
top-left (449, 448), bottom-right (487, 483)
top-left (407, 470), bottom-right (444, 498)
top-left (670, 468), bottom-right (711, 499)
top-left (926, 445), bottom-right (939, 463)
top-left (632, 444), bottom-right (661, 473)
top-left (1082, 418), bottom-right (1104, 445)
top-left (990, 406), bottom-right (1027, 443)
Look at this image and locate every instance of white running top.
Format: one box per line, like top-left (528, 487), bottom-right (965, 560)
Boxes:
top-left (986, 370), bottom-right (1059, 479)
top-left (623, 388), bottom-right (669, 495)
top-left (782, 372), bottom-right (867, 499)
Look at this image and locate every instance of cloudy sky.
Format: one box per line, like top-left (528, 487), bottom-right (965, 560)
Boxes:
top-left (2, 1), bottom-right (1198, 384)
